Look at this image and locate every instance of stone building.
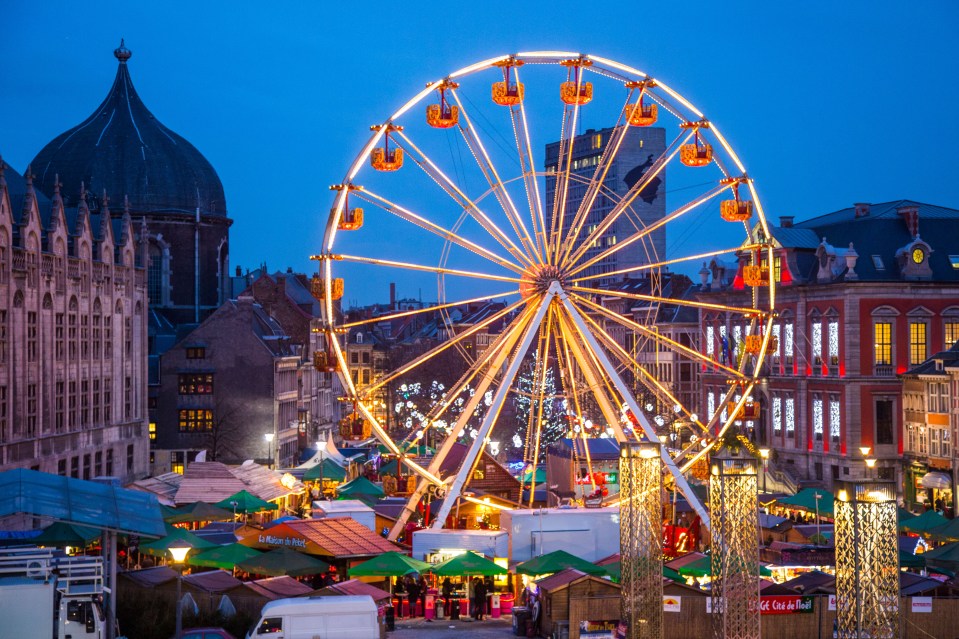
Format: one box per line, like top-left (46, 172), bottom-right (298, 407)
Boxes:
top-left (699, 200), bottom-right (959, 493)
top-left (0, 161), bottom-right (149, 481)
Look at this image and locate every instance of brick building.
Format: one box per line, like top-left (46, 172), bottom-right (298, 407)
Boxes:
top-left (699, 200), bottom-right (959, 494)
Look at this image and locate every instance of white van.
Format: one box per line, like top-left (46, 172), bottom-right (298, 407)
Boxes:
top-left (247, 596), bottom-right (379, 639)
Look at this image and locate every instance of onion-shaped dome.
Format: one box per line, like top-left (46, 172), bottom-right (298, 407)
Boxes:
top-left (29, 40), bottom-right (227, 217)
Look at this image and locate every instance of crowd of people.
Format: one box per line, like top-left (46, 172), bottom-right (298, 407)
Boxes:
top-left (396, 574), bottom-right (498, 621)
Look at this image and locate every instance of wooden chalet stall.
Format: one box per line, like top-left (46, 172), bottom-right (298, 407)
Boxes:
top-left (536, 569), bottom-right (621, 639)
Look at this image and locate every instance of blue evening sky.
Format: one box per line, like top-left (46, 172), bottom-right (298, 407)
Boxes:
top-left (2, 2), bottom-right (957, 305)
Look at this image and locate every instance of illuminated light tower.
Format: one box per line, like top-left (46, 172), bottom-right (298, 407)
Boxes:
top-left (709, 443), bottom-right (760, 639)
top-left (834, 479), bottom-right (899, 639)
top-left (620, 441), bottom-right (664, 639)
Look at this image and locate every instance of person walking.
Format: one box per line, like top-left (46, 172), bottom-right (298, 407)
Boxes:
top-left (473, 576), bottom-right (487, 621)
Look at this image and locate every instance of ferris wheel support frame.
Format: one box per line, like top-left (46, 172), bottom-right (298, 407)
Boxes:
top-left (429, 290), bottom-right (555, 529)
top-left (557, 289), bottom-right (711, 528)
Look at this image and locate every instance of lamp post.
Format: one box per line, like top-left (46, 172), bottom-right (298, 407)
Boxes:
top-left (859, 446), bottom-right (872, 480)
top-left (168, 543), bottom-right (191, 639)
top-left (264, 432), bottom-right (275, 469)
top-left (229, 499), bottom-right (239, 532)
top-left (758, 448), bottom-right (770, 493)
top-left (865, 458), bottom-right (877, 480)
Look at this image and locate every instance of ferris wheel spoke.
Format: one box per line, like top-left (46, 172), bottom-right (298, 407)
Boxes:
top-left (393, 131), bottom-right (535, 269)
top-left (552, 322), bottom-right (600, 491)
top-left (522, 307), bottom-right (558, 506)
top-left (570, 244), bottom-right (763, 283)
top-left (571, 292), bottom-right (748, 381)
top-left (570, 283), bottom-right (761, 319)
top-left (566, 181), bottom-right (732, 278)
top-left (547, 97), bottom-right (588, 266)
top-left (566, 129), bottom-right (694, 268)
top-left (338, 290), bottom-right (519, 331)
top-left (445, 89), bottom-right (542, 264)
top-left (678, 384), bottom-right (755, 473)
top-left (361, 297), bottom-right (528, 399)
top-left (355, 189), bottom-right (526, 275)
top-left (558, 85), bottom-right (638, 267)
top-left (330, 254), bottom-right (523, 285)
top-left (506, 65), bottom-right (548, 259)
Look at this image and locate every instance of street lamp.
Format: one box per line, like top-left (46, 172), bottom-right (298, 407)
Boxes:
top-left (758, 448), bottom-right (770, 493)
top-left (264, 432), bottom-right (275, 469)
top-left (168, 542), bottom-right (192, 639)
top-left (865, 457), bottom-right (877, 479)
top-left (229, 499), bottom-right (239, 532)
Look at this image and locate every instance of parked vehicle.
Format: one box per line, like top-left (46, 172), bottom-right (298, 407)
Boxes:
top-left (179, 628), bottom-right (238, 639)
top-left (0, 546), bottom-right (106, 639)
top-left (246, 595), bottom-right (379, 639)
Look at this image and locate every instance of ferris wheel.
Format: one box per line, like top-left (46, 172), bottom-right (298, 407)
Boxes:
top-left (315, 52), bottom-right (777, 538)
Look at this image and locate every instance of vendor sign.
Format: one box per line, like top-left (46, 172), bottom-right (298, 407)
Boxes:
top-left (760, 596), bottom-right (814, 615)
top-left (580, 620), bottom-right (618, 638)
top-left (912, 597), bottom-right (933, 613)
top-left (663, 596), bottom-right (682, 613)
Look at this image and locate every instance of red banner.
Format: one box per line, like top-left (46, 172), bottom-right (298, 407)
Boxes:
top-left (760, 596), bottom-right (814, 615)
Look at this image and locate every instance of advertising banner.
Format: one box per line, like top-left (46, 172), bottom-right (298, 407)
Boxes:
top-left (912, 597), bottom-right (933, 613)
top-left (663, 596), bottom-right (682, 613)
top-left (760, 596), bottom-right (814, 614)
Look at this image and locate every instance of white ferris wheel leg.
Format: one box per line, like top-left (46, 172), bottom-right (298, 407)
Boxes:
top-left (556, 290), bottom-right (711, 529)
top-left (430, 288), bottom-right (556, 529)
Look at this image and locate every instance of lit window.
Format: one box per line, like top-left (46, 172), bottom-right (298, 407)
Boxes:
top-left (149, 422), bottom-right (156, 441)
top-left (178, 409), bottom-right (214, 432)
top-left (949, 256), bottom-right (959, 269)
top-left (829, 396), bottom-right (841, 443)
top-left (813, 395), bottom-right (824, 441)
top-left (945, 321), bottom-right (959, 349)
top-left (874, 322), bottom-right (892, 366)
top-left (591, 133), bottom-right (602, 149)
top-left (910, 322), bottom-right (927, 365)
top-left (785, 398), bottom-right (795, 435)
top-left (828, 320), bottom-right (839, 365)
top-left (186, 347), bottom-right (206, 359)
top-left (811, 321), bottom-right (823, 365)
top-left (705, 326), bottom-right (715, 356)
top-left (784, 323), bottom-right (794, 358)
top-left (178, 374), bottom-right (214, 395)
top-left (772, 397), bottom-right (782, 434)
top-left (771, 324), bottom-right (782, 356)
top-left (707, 391), bottom-right (716, 418)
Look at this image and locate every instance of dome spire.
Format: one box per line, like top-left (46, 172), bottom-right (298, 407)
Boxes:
top-left (114, 39), bottom-right (132, 63)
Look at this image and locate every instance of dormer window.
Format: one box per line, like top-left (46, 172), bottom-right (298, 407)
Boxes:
top-left (949, 255), bottom-right (959, 269)
top-left (355, 332), bottom-right (364, 344)
top-left (872, 255), bottom-right (885, 270)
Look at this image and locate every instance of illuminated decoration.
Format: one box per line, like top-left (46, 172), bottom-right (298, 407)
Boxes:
top-left (828, 321), bottom-right (839, 364)
top-left (313, 330), bottom-right (339, 373)
top-left (829, 398), bottom-right (841, 442)
top-left (317, 52), bottom-right (778, 542)
top-left (771, 324), bottom-right (782, 356)
top-left (427, 81), bottom-right (460, 128)
top-left (706, 326), bottom-right (715, 356)
top-left (812, 321), bottom-right (823, 364)
top-left (560, 59), bottom-right (593, 105)
top-left (834, 480), bottom-right (899, 639)
top-left (491, 60), bottom-right (524, 106)
top-left (679, 122), bottom-right (713, 167)
top-left (620, 442), bottom-right (663, 639)
top-left (370, 124), bottom-right (404, 171)
top-left (912, 247), bottom-right (925, 264)
top-left (727, 399), bottom-right (760, 421)
top-left (331, 185), bottom-right (364, 231)
top-left (720, 181), bottom-right (753, 222)
top-left (783, 324), bottom-right (794, 357)
top-left (785, 398), bottom-right (796, 435)
top-left (742, 264), bottom-right (770, 287)
top-left (772, 397), bottom-right (782, 434)
top-left (707, 392), bottom-right (716, 418)
top-left (339, 411), bottom-right (372, 441)
top-left (743, 334), bottom-right (777, 356)
top-left (709, 444), bottom-right (760, 639)
top-left (813, 396), bottom-right (823, 440)
top-left (312, 275), bottom-right (344, 301)
top-left (280, 473), bottom-right (297, 490)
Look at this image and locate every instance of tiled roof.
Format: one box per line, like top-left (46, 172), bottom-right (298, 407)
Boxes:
top-left (231, 461), bottom-right (306, 502)
top-left (281, 518), bottom-right (403, 558)
top-left (535, 568), bottom-right (592, 591)
top-left (769, 227), bottom-right (821, 250)
top-left (172, 461), bottom-right (305, 506)
top-left (316, 579), bottom-right (393, 603)
top-left (904, 342), bottom-right (959, 376)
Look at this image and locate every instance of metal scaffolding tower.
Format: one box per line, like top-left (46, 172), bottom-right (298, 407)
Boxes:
top-left (834, 479), bottom-right (899, 639)
top-left (620, 441), bottom-right (664, 639)
top-left (709, 445), bottom-right (761, 639)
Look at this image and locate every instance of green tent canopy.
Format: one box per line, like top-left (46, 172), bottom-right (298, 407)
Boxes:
top-left (900, 510), bottom-right (949, 534)
top-left (188, 543), bottom-right (263, 570)
top-left (923, 540), bottom-right (959, 564)
top-left (923, 516), bottom-right (959, 541)
top-left (516, 550), bottom-right (606, 576)
top-left (676, 555), bottom-right (772, 578)
top-left (349, 551), bottom-right (432, 577)
top-left (429, 551), bottom-right (505, 577)
top-left (899, 550), bottom-right (926, 569)
top-left (168, 502), bottom-right (236, 523)
top-left (236, 547), bottom-right (330, 577)
top-left (521, 467), bottom-right (546, 485)
top-left (899, 508), bottom-right (918, 521)
top-left (776, 488), bottom-right (834, 518)
top-left (303, 459), bottom-right (348, 483)
top-left (602, 561), bottom-right (684, 583)
top-left (33, 522), bottom-right (101, 547)
top-left (214, 490), bottom-right (279, 514)
top-left (337, 476), bottom-right (384, 497)
top-left (378, 443), bottom-right (435, 456)
top-left (139, 524), bottom-right (218, 557)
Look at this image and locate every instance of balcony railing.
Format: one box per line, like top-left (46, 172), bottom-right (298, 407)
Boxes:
top-left (874, 364), bottom-right (894, 377)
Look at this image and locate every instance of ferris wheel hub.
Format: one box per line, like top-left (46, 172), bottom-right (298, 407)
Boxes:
top-left (520, 264), bottom-right (568, 299)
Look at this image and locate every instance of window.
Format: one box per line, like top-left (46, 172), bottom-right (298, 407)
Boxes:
top-left (83, 454), bottom-right (91, 480)
top-left (949, 255), bottom-right (959, 269)
top-left (362, 351), bottom-right (370, 364)
top-left (27, 312), bottom-right (37, 362)
top-left (125, 376), bottom-right (132, 419)
top-left (186, 346), bottom-right (206, 359)
top-left (256, 617), bottom-right (283, 634)
top-left (812, 395), bottom-right (823, 441)
top-left (829, 396), bottom-right (841, 443)
top-left (0, 310), bottom-right (6, 360)
top-left (362, 369), bottom-right (371, 385)
top-left (772, 397), bottom-right (783, 434)
top-left (943, 427), bottom-right (952, 458)
top-left (92, 379), bottom-right (100, 424)
top-left (0, 386), bottom-right (6, 443)
top-left (92, 315), bottom-right (101, 359)
top-left (811, 320), bottom-right (823, 365)
top-left (178, 409), bottom-right (214, 432)
top-left (945, 321), bottom-right (959, 349)
top-left (127, 444), bottom-right (134, 473)
top-left (104, 380), bottom-right (112, 422)
top-left (106, 449), bottom-right (114, 476)
top-left (876, 399), bottom-right (894, 445)
top-left (872, 255), bottom-right (885, 270)
top-left (874, 322), bottom-right (892, 365)
top-left (58, 459), bottom-right (67, 476)
top-left (707, 391), bottom-right (716, 419)
top-left (350, 352), bottom-right (359, 365)
top-left (55, 382), bottom-right (64, 432)
top-left (80, 316), bottom-right (89, 358)
top-left (472, 468), bottom-right (486, 480)
top-left (171, 451), bottom-right (185, 475)
top-left (178, 374), bottom-right (214, 395)
top-left (828, 320), bottom-right (839, 365)
top-left (706, 325), bottom-right (715, 356)
top-left (103, 316), bottom-right (112, 357)
top-left (68, 312), bottom-right (77, 359)
top-left (148, 243), bottom-right (163, 305)
top-left (80, 380), bottom-right (89, 427)
top-left (784, 323), bottom-right (794, 358)
top-left (771, 324), bottom-right (781, 357)
top-left (931, 428), bottom-right (941, 457)
top-left (149, 422), bottom-right (156, 441)
top-left (591, 133), bottom-right (602, 149)
top-left (95, 451), bottom-right (102, 477)
top-left (910, 322), bottom-right (927, 365)
top-left (70, 456), bottom-right (79, 479)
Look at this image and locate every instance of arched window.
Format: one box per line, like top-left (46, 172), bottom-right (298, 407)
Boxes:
top-left (147, 243), bottom-right (164, 305)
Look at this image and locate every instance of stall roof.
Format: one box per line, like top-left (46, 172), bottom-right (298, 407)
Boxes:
top-left (316, 579), bottom-right (392, 604)
top-left (183, 570), bottom-right (243, 593)
top-left (536, 568), bottom-right (614, 592)
top-left (168, 461), bottom-right (305, 506)
top-left (257, 518), bottom-right (402, 559)
top-left (129, 472), bottom-right (183, 506)
top-left (121, 566), bottom-right (177, 588)
top-left (245, 576), bottom-right (314, 600)
top-left (0, 468), bottom-right (166, 537)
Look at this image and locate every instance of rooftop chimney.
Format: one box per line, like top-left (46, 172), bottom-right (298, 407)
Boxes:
top-left (779, 216), bottom-right (794, 228)
top-left (854, 202), bottom-right (870, 218)
top-left (898, 205), bottom-right (920, 237)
